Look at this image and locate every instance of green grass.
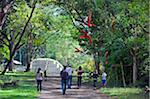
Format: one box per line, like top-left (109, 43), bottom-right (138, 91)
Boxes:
top-left (0, 72), bottom-right (38, 99)
top-left (100, 87), bottom-right (149, 99)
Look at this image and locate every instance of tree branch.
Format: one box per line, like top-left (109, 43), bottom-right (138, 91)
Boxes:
top-left (16, 43), bottom-right (25, 50)
top-left (0, 30), bottom-right (10, 42)
top-left (0, 38), bottom-right (9, 47)
top-left (138, 24), bottom-right (149, 34)
top-left (14, 1), bottom-right (37, 52)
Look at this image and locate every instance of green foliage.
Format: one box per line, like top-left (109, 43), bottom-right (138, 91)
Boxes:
top-left (0, 72), bottom-right (37, 99)
top-left (57, 0), bottom-right (149, 87)
top-left (0, 45), bottom-right (9, 60)
top-left (100, 87), bottom-right (148, 99)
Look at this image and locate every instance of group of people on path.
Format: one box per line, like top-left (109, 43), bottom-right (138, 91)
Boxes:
top-left (60, 65), bottom-right (84, 95)
top-left (60, 65), bottom-right (107, 95)
top-left (35, 65), bottom-right (107, 95)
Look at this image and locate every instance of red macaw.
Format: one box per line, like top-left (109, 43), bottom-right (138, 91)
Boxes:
top-left (84, 11), bottom-right (96, 27)
top-left (79, 30), bottom-right (92, 45)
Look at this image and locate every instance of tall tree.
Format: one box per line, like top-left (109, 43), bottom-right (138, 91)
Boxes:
top-left (1, 0), bottom-right (37, 75)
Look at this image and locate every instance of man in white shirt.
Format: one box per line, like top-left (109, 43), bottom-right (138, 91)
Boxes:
top-left (66, 65), bottom-right (73, 89)
top-left (102, 72), bottom-right (107, 87)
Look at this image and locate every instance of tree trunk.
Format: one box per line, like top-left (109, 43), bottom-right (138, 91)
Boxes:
top-left (120, 61), bottom-right (126, 87)
top-left (93, 52), bottom-right (100, 74)
top-left (8, 34), bottom-right (14, 71)
top-left (1, 61), bottom-right (10, 75)
top-left (8, 60), bottom-right (13, 71)
top-left (115, 67), bottom-right (118, 86)
top-left (25, 62), bottom-right (31, 72)
top-left (25, 46), bottom-right (32, 72)
top-left (133, 54), bottom-right (137, 85)
top-left (25, 32), bottom-right (33, 72)
top-left (1, 55), bottom-right (14, 75)
top-left (130, 49), bottom-right (137, 86)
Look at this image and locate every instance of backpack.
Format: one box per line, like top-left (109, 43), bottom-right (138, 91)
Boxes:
top-left (61, 70), bottom-right (68, 80)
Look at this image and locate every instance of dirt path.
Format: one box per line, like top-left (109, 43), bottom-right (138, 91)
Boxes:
top-left (38, 77), bottom-right (110, 99)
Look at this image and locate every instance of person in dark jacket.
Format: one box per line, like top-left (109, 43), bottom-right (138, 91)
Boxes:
top-left (60, 66), bottom-right (68, 95)
top-left (91, 70), bottom-right (99, 89)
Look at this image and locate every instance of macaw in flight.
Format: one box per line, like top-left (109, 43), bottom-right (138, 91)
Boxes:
top-left (79, 30), bottom-right (92, 45)
top-left (75, 47), bottom-right (83, 53)
top-left (74, 47), bottom-right (89, 56)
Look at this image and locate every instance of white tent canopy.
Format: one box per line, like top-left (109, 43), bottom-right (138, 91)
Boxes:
top-left (31, 58), bottom-right (63, 76)
top-left (13, 60), bottom-right (22, 65)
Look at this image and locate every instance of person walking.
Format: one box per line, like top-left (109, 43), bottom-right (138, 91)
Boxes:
top-left (66, 64), bottom-right (73, 89)
top-left (91, 70), bottom-right (99, 89)
top-left (77, 66), bottom-right (84, 89)
top-left (102, 71), bottom-right (107, 87)
top-left (60, 66), bottom-right (68, 95)
top-left (36, 68), bottom-right (43, 91)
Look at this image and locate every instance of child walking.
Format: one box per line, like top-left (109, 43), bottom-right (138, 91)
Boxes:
top-left (102, 71), bottom-right (107, 87)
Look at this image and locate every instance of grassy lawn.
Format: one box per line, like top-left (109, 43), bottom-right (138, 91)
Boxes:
top-left (0, 72), bottom-right (38, 99)
top-left (100, 87), bottom-right (149, 99)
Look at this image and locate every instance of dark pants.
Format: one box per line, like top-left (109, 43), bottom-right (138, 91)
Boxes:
top-left (61, 79), bottom-right (67, 95)
top-left (93, 80), bottom-right (97, 87)
top-left (77, 76), bottom-right (82, 87)
top-left (67, 75), bottom-right (72, 88)
top-left (37, 80), bottom-right (42, 91)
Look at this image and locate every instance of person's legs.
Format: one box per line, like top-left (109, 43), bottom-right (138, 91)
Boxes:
top-left (79, 77), bottom-right (82, 87)
top-left (39, 80), bottom-right (42, 91)
top-left (102, 80), bottom-right (106, 87)
top-left (37, 80), bottom-right (40, 91)
top-left (70, 75), bottom-right (72, 88)
top-left (104, 80), bottom-right (106, 87)
top-left (77, 77), bottom-right (79, 87)
top-left (68, 76), bottom-right (70, 88)
top-left (68, 75), bottom-right (72, 88)
top-left (61, 80), bottom-right (66, 95)
top-left (64, 80), bottom-right (67, 94)
top-left (61, 80), bottom-right (64, 94)
top-left (93, 80), bottom-right (96, 87)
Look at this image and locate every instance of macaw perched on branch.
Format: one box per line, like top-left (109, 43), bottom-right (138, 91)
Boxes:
top-left (79, 30), bottom-right (92, 45)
